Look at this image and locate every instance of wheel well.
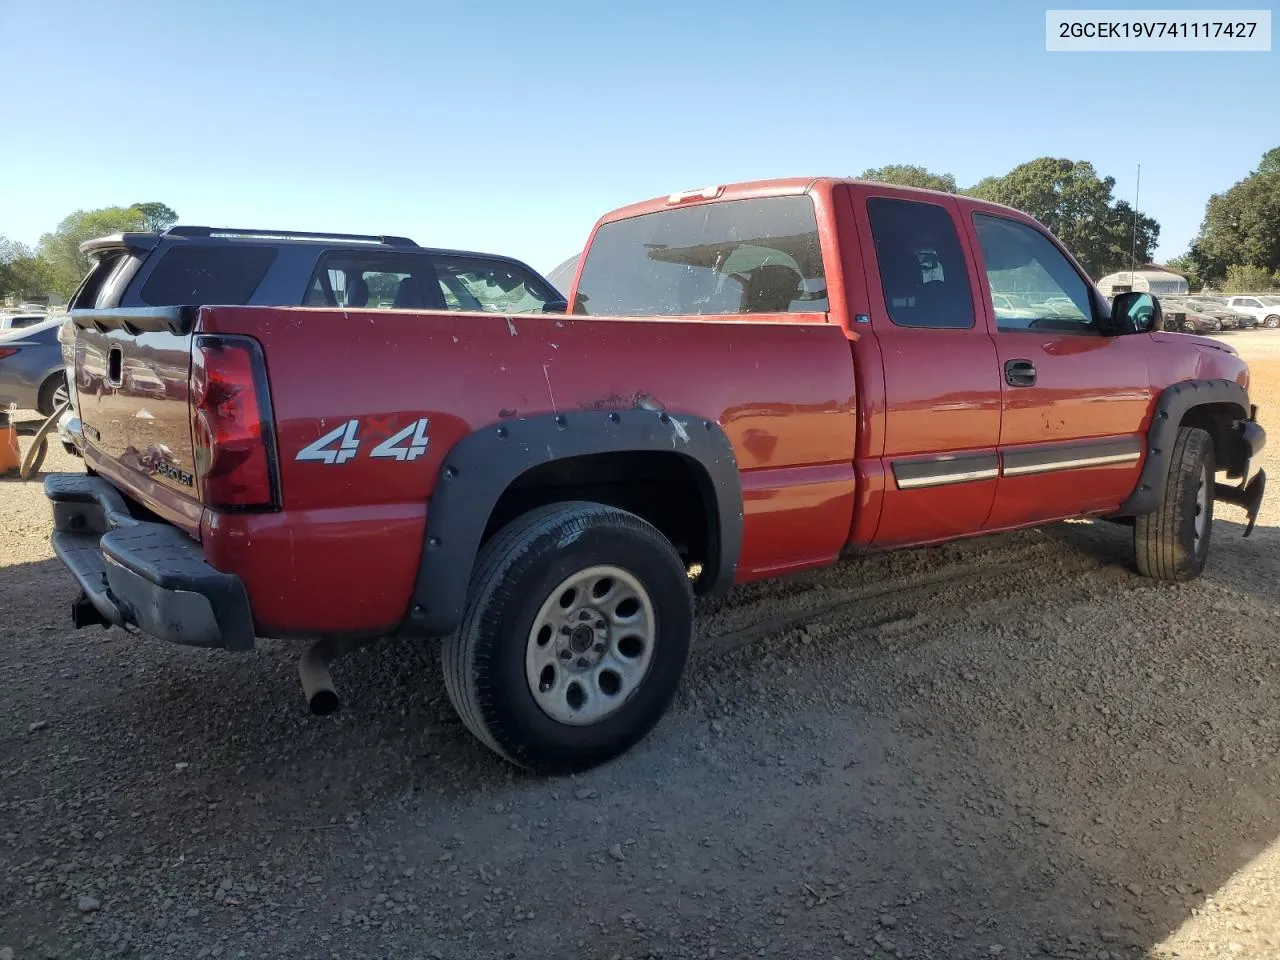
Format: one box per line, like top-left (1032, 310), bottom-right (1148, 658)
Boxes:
top-left (483, 451), bottom-right (715, 578)
top-left (1180, 402), bottom-right (1248, 476)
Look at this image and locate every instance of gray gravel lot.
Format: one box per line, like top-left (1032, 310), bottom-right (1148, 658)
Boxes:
top-left (4, 332), bottom-right (1280, 959)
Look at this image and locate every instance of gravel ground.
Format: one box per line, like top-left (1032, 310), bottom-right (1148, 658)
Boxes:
top-left (4, 331), bottom-right (1280, 960)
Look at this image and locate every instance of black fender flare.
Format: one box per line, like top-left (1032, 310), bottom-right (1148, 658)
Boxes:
top-left (403, 409), bottom-right (743, 637)
top-left (1114, 378), bottom-right (1254, 517)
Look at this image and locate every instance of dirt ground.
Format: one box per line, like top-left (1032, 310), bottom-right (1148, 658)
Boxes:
top-left (3, 332), bottom-right (1280, 960)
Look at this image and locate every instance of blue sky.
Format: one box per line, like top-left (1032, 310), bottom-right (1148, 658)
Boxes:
top-left (1, 0), bottom-right (1275, 276)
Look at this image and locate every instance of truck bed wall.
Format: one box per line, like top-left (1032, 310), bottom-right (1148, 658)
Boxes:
top-left (197, 306), bottom-right (858, 636)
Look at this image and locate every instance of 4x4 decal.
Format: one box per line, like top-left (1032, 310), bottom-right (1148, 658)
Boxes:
top-left (296, 417), bottom-right (430, 464)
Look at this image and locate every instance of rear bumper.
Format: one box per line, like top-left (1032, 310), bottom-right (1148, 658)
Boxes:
top-left (44, 473), bottom-right (255, 650)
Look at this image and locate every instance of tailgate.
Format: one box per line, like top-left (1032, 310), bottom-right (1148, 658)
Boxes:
top-left (71, 307), bottom-right (202, 533)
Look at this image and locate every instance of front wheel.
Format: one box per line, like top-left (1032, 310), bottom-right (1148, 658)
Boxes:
top-left (1266, 315), bottom-right (1280, 329)
top-left (1134, 426), bottom-right (1215, 582)
top-left (441, 501), bottom-right (693, 774)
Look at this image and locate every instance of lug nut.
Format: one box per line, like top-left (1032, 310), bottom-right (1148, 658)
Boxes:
top-left (593, 643), bottom-right (606, 653)
top-left (578, 611), bottom-right (591, 621)
top-left (560, 625), bottom-right (572, 635)
top-left (596, 619), bottom-right (607, 630)
top-left (559, 650), bottom-right (572, 661)
top-left (576, 657), bottom-right (589, 668)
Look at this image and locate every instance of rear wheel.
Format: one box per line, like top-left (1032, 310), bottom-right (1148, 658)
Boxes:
top-left (441, 501), bottom-right (694, 774)
top-left (36, 373), bottom-right (69, 417)
top-left (1134, 426), bottom-right (1215, 582)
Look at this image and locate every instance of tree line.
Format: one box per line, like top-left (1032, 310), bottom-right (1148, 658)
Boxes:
top-left (4, 152), bottom-right (1280, 303)
top-left (861, 149), bottom-right (1280, 293)
top-left (0, 202), bottom-right (178, 303)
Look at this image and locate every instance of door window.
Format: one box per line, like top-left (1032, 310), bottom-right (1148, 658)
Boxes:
top-left (865, 197), bottom-right (974, 329)
top-left (973, 214), bottom-right (1095, 334)
top-left (304, 254), bottom-right (443, 310)
top-left (431, 256), bottom-right (560, 313)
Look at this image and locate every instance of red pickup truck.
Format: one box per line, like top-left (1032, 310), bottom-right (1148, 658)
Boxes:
top-left (46, 178), bottom-right (1267, 774)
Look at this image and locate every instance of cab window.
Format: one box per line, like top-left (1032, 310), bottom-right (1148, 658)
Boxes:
top-left (865, 197), bottom-right (974, 329)
top-left (304, 254), bottom-right (444, 310)
top-left (972, 214), bottom-right (1095, 334)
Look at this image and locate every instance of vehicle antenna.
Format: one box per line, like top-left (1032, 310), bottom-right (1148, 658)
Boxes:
top-left (1129, 163), bottom-right (1141, 286)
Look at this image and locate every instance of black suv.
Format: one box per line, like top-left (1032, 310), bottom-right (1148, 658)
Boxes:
top-left (70, 226), bottom-right (566, 314)
top-left (57, 226), bottom-right (567, 454)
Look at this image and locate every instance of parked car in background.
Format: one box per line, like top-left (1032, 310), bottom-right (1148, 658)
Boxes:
top-left (990, 292), bottom-right (1041, 322)
top-left (1161, 298), bottom-right (1222, 334)
top-left (546, 252), bottom-right (580, 294)
top-left (1185, 297), bottom-right (1255, 330)
top-left (52, 225), bottom-right (571, 458)
top-left (0, 313), bottom-right (51, 332)
top-left (0, 317), bottom-right (69, 415)
top-left (1227, 295), bottom-right (1280, 329)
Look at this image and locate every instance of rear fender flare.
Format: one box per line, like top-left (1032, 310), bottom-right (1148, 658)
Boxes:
top-left (403, 409), bottom-right (743, 637)
top-left (1115, 378), bottom-right (1250, 517)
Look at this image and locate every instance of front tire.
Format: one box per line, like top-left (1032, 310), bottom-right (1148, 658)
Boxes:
top-left (441, 501), bottom-right (693, 774)
top-left (1265, 315), bottom-right (1280, 329)
top-left (1134, 426), bottom-right (1215, 582)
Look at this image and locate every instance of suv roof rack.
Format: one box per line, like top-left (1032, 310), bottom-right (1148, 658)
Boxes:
top-left (164, 226), bottom-right (418, 247)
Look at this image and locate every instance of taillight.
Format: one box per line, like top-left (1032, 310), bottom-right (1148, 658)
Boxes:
top-left (0, 348), bottom-right (18, 359)
top-left (190, 334), bottom-right (280, 509)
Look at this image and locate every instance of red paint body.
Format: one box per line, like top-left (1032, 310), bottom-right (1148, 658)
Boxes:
top-left (75, 178), bottom-right (1250, 638)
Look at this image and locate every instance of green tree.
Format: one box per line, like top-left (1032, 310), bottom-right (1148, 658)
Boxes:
top-left (0, 236), bottom-right (54, 302)
top-left (131, 201), bottom-right (179, 233)
top-left (1222, 264), bottom-right (1280, 293)
top-left (963, 158), bottom-right (1158, 277)
top-left (1188, 170), bottom-right (1280, 285)
top-left (860, 164), bottom-right (956, 193)
top-left (1164, 254), bottom-right (1202, 292)
top-left (37, 206), bottom-right (146, 297)
top-left (1256, 146), bottom-right (1280, 176)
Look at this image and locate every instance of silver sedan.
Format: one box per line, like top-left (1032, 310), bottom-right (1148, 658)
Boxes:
top-left (0, 317), bottom-right (69, 415)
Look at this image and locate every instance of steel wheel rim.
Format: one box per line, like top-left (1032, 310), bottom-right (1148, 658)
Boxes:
top-left (1193, 463), bottom-right (1209, 547)
top-left (525, 564), bottom-right (656, 726)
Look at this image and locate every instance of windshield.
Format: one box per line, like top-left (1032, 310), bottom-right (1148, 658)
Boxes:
top-left (572, 195), bottom-right (828, 316)
top-left (1260, 296), bottom-right (1280, 305)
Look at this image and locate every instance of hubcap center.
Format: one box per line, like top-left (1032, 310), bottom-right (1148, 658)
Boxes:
top-left (569, 624), bottom-right (595, 653)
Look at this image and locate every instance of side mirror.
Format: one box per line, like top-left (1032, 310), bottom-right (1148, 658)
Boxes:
top-left (541, 299), bottom-right (568, 315)
top-left (1106, 291), bottom-right (1161, 335)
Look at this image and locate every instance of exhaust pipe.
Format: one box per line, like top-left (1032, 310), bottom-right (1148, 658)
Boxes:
top-left (298, 639), bottom-right (341, 716)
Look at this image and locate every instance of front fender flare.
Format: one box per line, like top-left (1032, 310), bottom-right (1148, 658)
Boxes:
top-left (403, 409), bottom-right (743, 638)
top-left (1114, 378), bottom-right (1252, 517)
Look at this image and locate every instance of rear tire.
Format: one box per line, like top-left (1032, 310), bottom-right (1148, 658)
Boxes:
top-left (441, 501), bottom-right (693, 774)
top-left (1134, 426), bottom-right (1215, 582)
top-left (36, 373), bottom-right (68, 417)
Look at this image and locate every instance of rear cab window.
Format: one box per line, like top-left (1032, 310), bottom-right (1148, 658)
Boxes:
top-left (572, 195), bottom-right (828, 316)
top-left (139, 245), bottom-right (277, 306)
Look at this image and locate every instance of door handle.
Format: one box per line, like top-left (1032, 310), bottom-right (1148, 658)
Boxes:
top-left (1005, 359), bottom-right (1036, 387)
